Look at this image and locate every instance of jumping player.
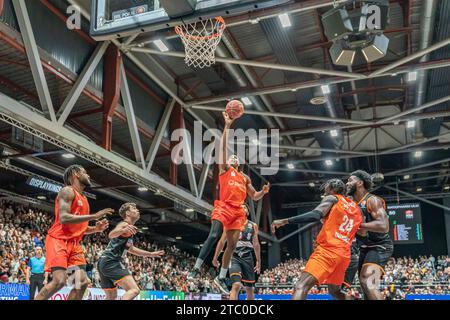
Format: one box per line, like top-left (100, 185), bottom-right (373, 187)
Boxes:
top-left (35, 165), bottom-right (113, 300)
top-left (212, 205), bottom-right (261, 300)
top-left (271, 179), bottom-right (362, 300)
top-left (346, 170), bottom-right (393, 300)
top-left (188, 111), bottom-right (270, 294)
top-left (98, 203), bottom-right (164, 300)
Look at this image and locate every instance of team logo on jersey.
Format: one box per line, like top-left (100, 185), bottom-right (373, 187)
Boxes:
top-left (77, 200), bottom-right (83, 207)
top-left (231, 171), bottom-right (236, 177)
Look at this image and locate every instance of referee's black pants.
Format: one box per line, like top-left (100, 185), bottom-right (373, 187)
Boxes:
top-left (29, 273), bottom-right (45, 300)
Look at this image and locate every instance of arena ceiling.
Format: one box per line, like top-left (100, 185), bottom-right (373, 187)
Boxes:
top-left (1, 0), bottom-right (450, 248)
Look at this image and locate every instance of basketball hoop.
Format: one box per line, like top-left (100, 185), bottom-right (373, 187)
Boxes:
top-left (175, 16), bottom-right (226, 69)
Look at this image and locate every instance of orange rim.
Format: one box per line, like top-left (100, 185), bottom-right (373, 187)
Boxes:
top-left (175, 16), bottom-right (226, 41)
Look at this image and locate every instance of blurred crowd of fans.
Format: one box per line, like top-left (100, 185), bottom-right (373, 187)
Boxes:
top-left (2, 199), bottom-right (450, 298)
top-left (258, 256), bottom-right (450, 298)
top-left (0, 200), bottom-right (215, 293)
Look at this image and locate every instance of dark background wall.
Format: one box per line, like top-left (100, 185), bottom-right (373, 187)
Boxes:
top-left (387, 201), bottom-right (448, 258)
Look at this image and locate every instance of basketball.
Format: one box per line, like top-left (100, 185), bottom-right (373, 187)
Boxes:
top-left (225, 100), bottom-right (244, 120)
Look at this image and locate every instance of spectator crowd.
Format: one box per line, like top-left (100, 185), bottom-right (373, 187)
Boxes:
top-left (0, 200), bottom-right (214, 293)
top-left (258, 256), bottom-right (450, 298)
top-left (1, 199), bottom-right (450, 299)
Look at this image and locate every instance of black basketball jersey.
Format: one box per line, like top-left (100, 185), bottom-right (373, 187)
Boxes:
top-left (356, 193), bottom-right (393, 247)
top-left (100, 235), bottom-right (134, 262)
top-left (234, 221), bottom-right (257, 257)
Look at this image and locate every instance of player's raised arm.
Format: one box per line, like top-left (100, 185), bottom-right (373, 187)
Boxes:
top-left (108, 222), bottom-right (138, 239)
top-left (85, 219), bottom-right (109, 235)
top-left (58, 187), bottom-right (113, 224)
top-left (359, 197), bottom-right (389, 233)
top-left (219, 112), bottom-right (234, 174)
top-left (271, 195), bottom-right (337, 234)
top-left (212, 232), bottom-right (227, 268)
top-left (245, 175), bottom-right (270, 201)
top-left (128, 247), bottom-right (165, 258)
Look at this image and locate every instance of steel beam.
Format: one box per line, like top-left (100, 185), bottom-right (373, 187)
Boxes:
top-left (185, 59), bottom-right (450, 106)
top-left (190, 105), bottom-right (371, 126)
top-left (57, 41), bottom-right (110, 125)
top-left (182, 128), bottom-right (199, 197)
top-left (385, 157), bottom-right (450, 176)
top-left (0, 91), bottom-right (214, 215)
top-left (277, 222), bottom-right (319, 243)
top-left (146, 99), bottom-right (175, 171)
top-left (102, 45), bottom-right (122, 150)
top-left (120, 61), bottom-right (146, 169)
top-left (130, 47), bottom-right (364, 79)
top-left (383, 186), bottom-right (450, 212)
top-left (377, 95), bottom-right (450, 125)
top-left (197, 143), bottom-right (214, 199)
top-left (12, 0), bottom-right (56, 122)
top-left (379, 132), bottom-right (450, 155)
top-left (370, 37), bottom-right (450, 76)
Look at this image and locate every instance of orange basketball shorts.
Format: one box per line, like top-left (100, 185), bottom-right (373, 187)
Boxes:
top-left (211, 200), bottom-right (247, 231)
top-left (303, 245), bottom-right (350, 286)
top-left (44, 235), bottom-right (86, 272)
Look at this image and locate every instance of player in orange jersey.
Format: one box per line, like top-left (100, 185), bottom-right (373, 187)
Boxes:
top-left (35, 165), bottom-right (114, 300)
top-left (271, 179), bottom-right (362, 300)
top-left (188, 111), bottom-right (270, 295)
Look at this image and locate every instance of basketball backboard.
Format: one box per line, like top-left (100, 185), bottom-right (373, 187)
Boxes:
top-left (90, 0), bottom-right (290, 41)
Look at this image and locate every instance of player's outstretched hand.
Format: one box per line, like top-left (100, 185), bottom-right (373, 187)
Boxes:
top-left (262, 183), bottom-right (270, 194)
top-left (94, 208), bottom-right (114, 220)
top-left (271, 219), bottom-right (288, 234)
top-left (122, 224), bottom-right (138, 236)
top-left (95, 219), bottom-right (109, 233)
top-left (150, 250), bottom-right (165, 258)
top-left (223, 111), bottom-right (234, 127)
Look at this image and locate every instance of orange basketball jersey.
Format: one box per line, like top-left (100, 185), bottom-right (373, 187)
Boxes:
top-left (47, 187), bottom-right (90, 241)
top-left (315, 194), bottom-right (362, 257)
top-left (219, 166), bottom-right (248, 207)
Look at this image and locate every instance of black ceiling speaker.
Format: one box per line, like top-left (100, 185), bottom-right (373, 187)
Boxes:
top-left (321, 7), bottom-right (353, 41)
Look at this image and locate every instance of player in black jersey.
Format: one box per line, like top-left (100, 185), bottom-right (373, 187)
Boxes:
top-left (212, 206), bottom-right (261, 300)
top-left (97, 203), bottom-right (164, 300)
top-left (346, 170), bottom-right (394, 300)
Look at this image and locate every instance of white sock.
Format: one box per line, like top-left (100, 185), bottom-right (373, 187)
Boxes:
top-left (219, 267), bottom-right (228, 279)
top-left (194, 258), bottom-right (203, 270)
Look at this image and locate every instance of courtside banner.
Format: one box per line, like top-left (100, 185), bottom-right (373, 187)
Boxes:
top-left (239, 294), bottom-right (332, 300)
top-left (138, 290), bottom-right (185, 300)
top-left (50, 287), bottom-right (126, 300)
top-left (405, 295), bottom-right (450, 300)
top-left (0, 283), bottom-right (29, 300)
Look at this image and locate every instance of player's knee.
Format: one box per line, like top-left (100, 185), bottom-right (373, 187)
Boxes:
top-left (53, 277), bottom-right (66, 290)
top-left (231, 282), bottom-right (242, 291)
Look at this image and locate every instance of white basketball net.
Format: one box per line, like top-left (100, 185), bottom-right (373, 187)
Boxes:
top-left (175, 17), bottom-right (226, 69)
